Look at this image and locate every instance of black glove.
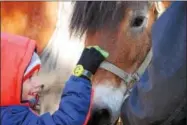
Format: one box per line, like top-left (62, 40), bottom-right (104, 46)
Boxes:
top-left (77, 47), bottom-right (107, 75)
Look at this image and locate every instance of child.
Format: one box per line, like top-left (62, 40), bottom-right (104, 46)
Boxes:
top-left (0, 32), bottom-right (108, 125)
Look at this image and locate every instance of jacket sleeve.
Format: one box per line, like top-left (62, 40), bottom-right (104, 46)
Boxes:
top-left (37, 75), bottom-right (93, 125)
top-left (120, 2), bottom-right (186, 125)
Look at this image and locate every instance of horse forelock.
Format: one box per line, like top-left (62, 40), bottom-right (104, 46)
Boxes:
top-left (69, 1), bottom-right (129, 36)
top-left (69, 1), bottom-right (151, 37)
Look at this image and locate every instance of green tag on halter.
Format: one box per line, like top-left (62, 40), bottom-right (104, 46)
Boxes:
top-left (87, 45), bottom-right (109, 58)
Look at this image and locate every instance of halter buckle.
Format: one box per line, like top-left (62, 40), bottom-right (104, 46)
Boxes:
top-left (131, 73), bottom-right (140, 82)
top-left (125, 73), bottom-right (140, 89)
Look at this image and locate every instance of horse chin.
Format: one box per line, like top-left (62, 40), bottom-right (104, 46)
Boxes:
top-left (89, 81), bottom-right (127, 125)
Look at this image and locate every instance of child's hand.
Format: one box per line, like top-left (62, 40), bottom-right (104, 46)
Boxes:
top-left (77, 46), bottom-right (109, 75)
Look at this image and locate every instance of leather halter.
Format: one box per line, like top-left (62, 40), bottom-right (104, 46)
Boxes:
top-left (99, 48), bottom-right (152, 89)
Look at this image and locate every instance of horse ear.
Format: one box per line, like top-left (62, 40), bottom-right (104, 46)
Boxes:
top-left (154, 2), bottom-right (171, 17)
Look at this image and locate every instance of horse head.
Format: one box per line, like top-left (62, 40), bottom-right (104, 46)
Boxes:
top-left (70, 1), bottom-right (170, 125)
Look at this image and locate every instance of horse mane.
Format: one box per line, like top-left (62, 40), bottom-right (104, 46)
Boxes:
top-left (69, 1), bottom-right (131, 36)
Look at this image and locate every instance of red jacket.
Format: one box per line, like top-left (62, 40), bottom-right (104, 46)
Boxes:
top-left (1, 32), bottom-right (36, 106)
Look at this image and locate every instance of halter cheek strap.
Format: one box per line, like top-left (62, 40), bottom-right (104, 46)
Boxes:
top-left (99, 48), bottom-right (153, 89)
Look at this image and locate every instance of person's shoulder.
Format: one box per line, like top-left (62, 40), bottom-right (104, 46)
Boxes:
top-left (1, 105), bottom-right (38, 125)
top-left (1, 106), bottom-right (28, 120)
top-left (1, 105), bottom-right (29, 113)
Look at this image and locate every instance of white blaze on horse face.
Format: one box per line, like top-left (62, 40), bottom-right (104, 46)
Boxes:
top-left (93, 81), bottom-right (127, 123)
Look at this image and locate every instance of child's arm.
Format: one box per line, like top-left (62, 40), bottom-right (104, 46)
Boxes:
top-left (37, 75), bottom-right (93, 125)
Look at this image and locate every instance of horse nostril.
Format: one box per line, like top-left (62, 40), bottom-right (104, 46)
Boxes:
top-left (97, 109), bottom-right (110, 119)
top-left (88, 108), bottom-right (111, 125)
top-left (101, 109), bottom-right (110, 116)
top-left (131, 16), bottom-right (145, 27)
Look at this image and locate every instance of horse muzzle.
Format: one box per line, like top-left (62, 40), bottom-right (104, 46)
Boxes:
top-left (87, 105), bottom-right (112, 125)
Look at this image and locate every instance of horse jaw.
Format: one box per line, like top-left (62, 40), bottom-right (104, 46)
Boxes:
top-left (92, 80), bottom-right (127, 124)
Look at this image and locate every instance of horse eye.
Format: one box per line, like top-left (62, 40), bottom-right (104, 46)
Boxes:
top-left (131, 16), bottom-right (145, 27)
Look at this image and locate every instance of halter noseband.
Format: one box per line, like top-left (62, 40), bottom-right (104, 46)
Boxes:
top-left (99, 48), bottom-right (152, 89)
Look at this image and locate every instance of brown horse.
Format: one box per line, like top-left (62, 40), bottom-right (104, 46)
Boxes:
top-left (69, 1), bottom-right (171, 125)
top-left (1, 1), bottom-right (171, 125)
